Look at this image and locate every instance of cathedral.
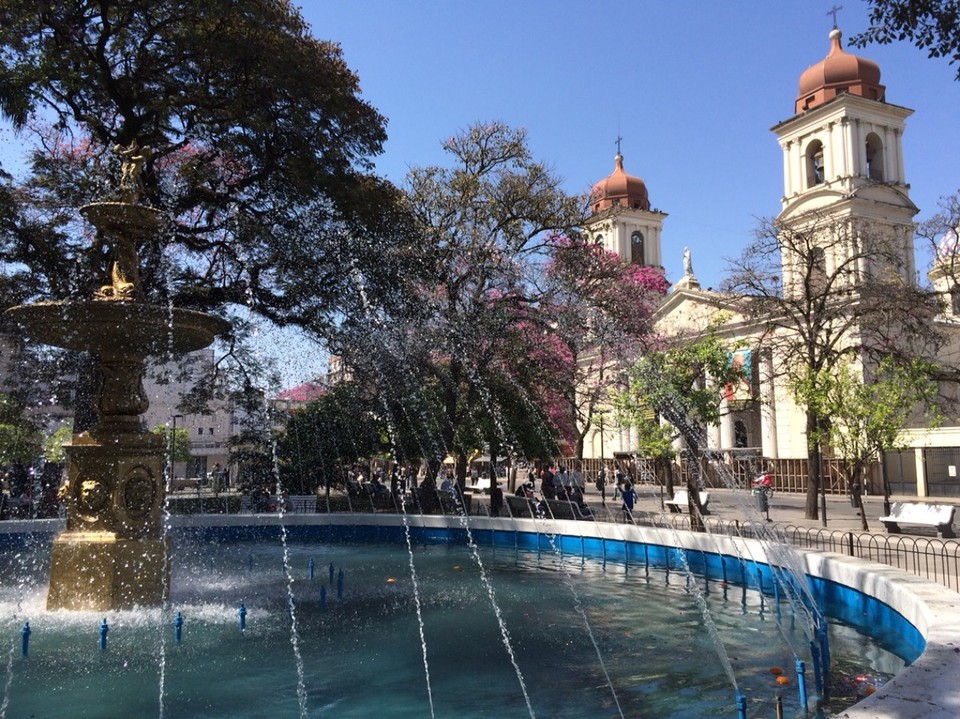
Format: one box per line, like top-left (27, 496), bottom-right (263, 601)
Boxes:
top-left (580, 26), bottom-right (960, 498)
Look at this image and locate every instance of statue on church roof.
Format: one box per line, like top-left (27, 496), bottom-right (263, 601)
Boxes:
top-left (683, 246), bottom-right (693, 277)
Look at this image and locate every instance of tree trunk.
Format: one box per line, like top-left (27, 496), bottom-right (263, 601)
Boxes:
top-left (684, 441), bottom-right (706, 533)
top-left (455, 449), bottom-right (468, 490)
top-left (847, 463), bottom-right (870, 532)
top-left (805, 409), bottom-right (821, 520)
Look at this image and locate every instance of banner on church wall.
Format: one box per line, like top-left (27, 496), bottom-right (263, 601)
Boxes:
top-left (724, 349), bottom-right (754, 402)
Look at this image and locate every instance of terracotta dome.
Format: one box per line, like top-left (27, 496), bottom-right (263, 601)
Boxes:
top-left (795, 28), bottom-right (884, 114)
top-left (590, 154), bottom-right (650, 213)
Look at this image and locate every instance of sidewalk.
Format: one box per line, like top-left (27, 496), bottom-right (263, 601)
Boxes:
top-left (578, 485), bottom-right (955, 535)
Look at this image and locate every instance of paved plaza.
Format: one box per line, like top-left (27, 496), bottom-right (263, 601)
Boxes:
top-left (578, 485), bottom-right (942, 535)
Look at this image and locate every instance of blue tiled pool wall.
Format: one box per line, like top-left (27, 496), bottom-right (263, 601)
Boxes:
top-left (3, 522), bottom-right (924, 662)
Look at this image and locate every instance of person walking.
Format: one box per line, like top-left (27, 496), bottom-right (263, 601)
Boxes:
top-left (540, 465), bottom-right (556, 500)
top-left (596, 468), bottom-right (607, 505)
top-left (620, 481), bottom-right (637, 522)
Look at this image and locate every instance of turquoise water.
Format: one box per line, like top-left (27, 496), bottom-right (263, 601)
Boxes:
top-left (0, 540), bottom-right (908, 718)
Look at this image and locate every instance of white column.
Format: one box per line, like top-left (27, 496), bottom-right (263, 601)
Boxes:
top-left (883, 126), bottom-right (895, 183)
top-left (894, 128), bottom-right (906, 185)
top-left (914, 448), bottom-right (927, 497)
top-left (759, 350), bottom-right (779, 459)
top-left (826, 122), bottom-right (836, 180)
top-left (856, 120), bottom-right (868, 179)
top-left (836, 119), bottom-right (848, 178)
top-left (790, 140), bottom-right (803, 192)
top-left (842, 117), bottom-right (856, 177)
top-left (719, 395), bottom-right (734, 450)
top-left (782, 141), bottom-right (793, 196)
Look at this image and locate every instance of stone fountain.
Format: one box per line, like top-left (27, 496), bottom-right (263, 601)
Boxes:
top-left (3, 143), bottom-right (228, 610)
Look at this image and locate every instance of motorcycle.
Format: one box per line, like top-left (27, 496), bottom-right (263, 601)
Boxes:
top-left (751, 472), bottom-right (773, 497)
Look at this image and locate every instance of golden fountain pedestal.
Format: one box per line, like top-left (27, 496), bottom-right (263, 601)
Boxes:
top-left (46, 533), bottom-right (171, 611)
top-left (2, 192), bottom-right (228, 611)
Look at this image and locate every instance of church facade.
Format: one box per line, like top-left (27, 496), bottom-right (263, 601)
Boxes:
top-left (579, 27), bottom-right (960, 498)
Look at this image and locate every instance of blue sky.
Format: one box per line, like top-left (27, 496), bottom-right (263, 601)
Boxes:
top-left (304, 0), bottom-right (960, 290)
top-left (2, 1), bottom-right (959, 389)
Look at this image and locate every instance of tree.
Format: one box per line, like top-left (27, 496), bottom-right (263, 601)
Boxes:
top-left (339, 122), bottom-right (582, 487)
top-left (275, 381), bottom-right (385, 495)
top-left (0, 0), bottom-right (420, 435)
top-left (0, 0), bottom-right (414, 353)
top-left (623, 409), bottom-right (678, 498)
top-left (150, 423), bottom-right (191, 464)
top-left (0, 392), bottom-right (40, 466)
top-left (617, 328), bottom-right (742, 531)
top-left (723, 212), bottom-right (944, 521)
top-left (917, 189), bottom-right (960, 310)
top-left (851, 1), bottom-right (960, 80)
top-left (803, 356), bottom-right (941, 529)
top-left (541, 234), bottom-right (668, 458)
top-left (42, 423), bottom-right (72, 465)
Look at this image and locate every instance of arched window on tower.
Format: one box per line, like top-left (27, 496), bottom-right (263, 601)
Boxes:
top-left (806, 140), bottom-right (825, 188)
top-left (631, 231), bottom-right (644, 265)
top-left (865, 132), bottom-right (884, 181)
top-left (594, 234), bottom-right (604, 246)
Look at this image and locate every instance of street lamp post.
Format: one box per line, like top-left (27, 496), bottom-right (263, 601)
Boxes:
top-left (170, 414), bottom-right (184, 482)
top-left (599, 414), bottom-right (604, 472)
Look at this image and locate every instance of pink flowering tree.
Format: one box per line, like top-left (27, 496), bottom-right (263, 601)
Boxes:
top-left (537, 233), bottom-right (669, 459)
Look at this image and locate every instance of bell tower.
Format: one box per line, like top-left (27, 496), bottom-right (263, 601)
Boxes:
top-left (584, 148), bottom-right (666, 270)
top-left (772, 26), bottom-right (918, 293)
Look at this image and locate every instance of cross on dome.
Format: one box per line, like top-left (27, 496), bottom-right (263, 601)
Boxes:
top-left (827, 4), bottom-right (842, 29)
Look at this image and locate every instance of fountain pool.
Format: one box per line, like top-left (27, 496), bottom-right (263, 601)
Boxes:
top-left (0, 515), bottom-right (937, 718)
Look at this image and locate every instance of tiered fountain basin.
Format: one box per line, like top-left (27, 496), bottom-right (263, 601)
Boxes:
top-left (4, 301), bottom-right (228, 356)
top-left (0, 515), bottom-right (956, 718)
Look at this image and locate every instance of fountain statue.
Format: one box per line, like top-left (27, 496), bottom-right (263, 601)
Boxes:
top-left (3, 143), bottom-right (228, 610)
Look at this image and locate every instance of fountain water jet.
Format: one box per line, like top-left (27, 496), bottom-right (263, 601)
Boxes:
top-left (3, 145), bottom-right (228, 610)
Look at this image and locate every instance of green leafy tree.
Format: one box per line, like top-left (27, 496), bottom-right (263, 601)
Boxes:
top-left (336, 122), bottom-right (583, 487)
top-left (803, 356), bottom-right (941, 528)
top-left (621, 408), bottom-right (678, 498)
top-left (0, 0), bottom-right (420, 435)
top-left (0, 0), bottom-right (401, 313)
top-left (617, 329), bottom-right (742, 531)
top-left (0, 393), bottom-right (40, 465)
top-left (723, 212), bottom-right (943, 521)
top-left (851, 1), bottom-right (960, 80)
top-left (42, 423), bottom-right (72, 464)
top-left (275, 382), bottom-right (384, 496)
top-left (150, 424), bottom-right (192, 464)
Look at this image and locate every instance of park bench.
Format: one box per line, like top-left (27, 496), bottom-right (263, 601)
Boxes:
top-left (284, 495), bottom-right (319, 513)
top-left (438, 491), bottom-right (466, 516)
top-left (879, 501), bottom-right (957, 538)
top-left (506, 494), bottom-right (538, 518)
top-left (170, 478), bottom-right (201, 492)
top-left (545, 499), bottom-right (593, 521)
top-left (664, 490), bottom-right (711, 515)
